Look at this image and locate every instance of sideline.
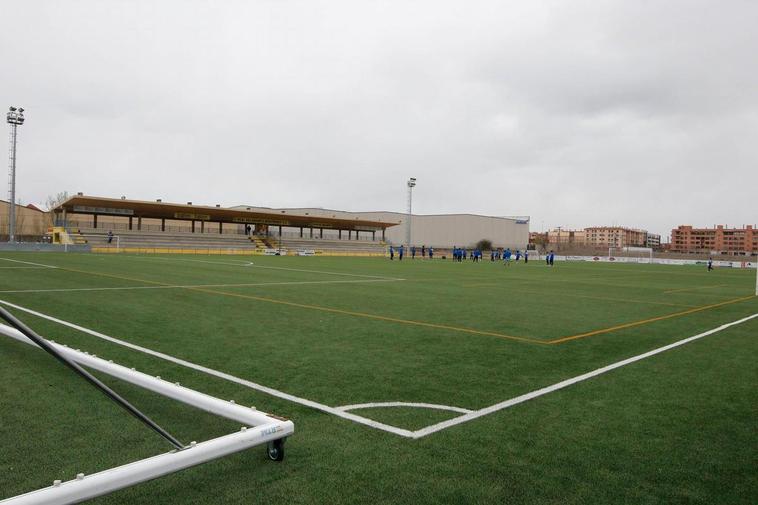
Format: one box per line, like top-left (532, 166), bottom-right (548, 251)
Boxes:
top-left (1, 299), bottom-right (754, 439)
top-left (412, 312), bottom-right (758, 438)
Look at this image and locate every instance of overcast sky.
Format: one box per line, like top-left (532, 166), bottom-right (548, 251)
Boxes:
top-left (2, 1), bottom-right (756, 238)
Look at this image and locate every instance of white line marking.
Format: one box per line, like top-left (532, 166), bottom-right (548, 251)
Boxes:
top-left (0, 299), bottom-right (415, 438)
top-left (2, 298), bottom-right (754, 440)
top-left (0, 257), bottom-right (58, 269)
top-left (0, 278), bottom-right (403, 294)
top-left (410, 312), bottom-right (758, 438)
top-left (125, 255), bottom-right (403, 281)
top-left (336, 402), bottom-right (473, 414)
top-left (0, 266), bottom-right (52, 270)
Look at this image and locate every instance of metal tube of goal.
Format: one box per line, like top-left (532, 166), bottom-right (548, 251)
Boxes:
top-left (1, 323), bottom-right (279, 427)
top-left (1, 423), bottom-right (293, 505)
top-left (0, 306), bottom-right (185, 450)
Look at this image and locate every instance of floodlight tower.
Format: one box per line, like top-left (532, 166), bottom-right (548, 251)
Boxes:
top-left (406, 177), bottom-right (416, 248)
top-left (6, 106), bottom-right (25, 243)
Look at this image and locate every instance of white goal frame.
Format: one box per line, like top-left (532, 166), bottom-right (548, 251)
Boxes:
top-left (0, 323), bottom-right (293, 505)
top-left (608, 246), bottom-right (653, 263)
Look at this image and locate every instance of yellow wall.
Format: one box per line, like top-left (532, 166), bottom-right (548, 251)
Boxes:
top-left (0, 201), bottom-right (51, 237)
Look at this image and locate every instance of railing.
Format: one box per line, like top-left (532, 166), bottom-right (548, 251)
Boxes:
top-left (266, 230), bottom-right (379, 242)
top-left (67, 221), bottom-right (247, 235)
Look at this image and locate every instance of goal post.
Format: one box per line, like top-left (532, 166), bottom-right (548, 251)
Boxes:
top-left (0, 318), bottom-right (293, 504)
top-left (608, 246), bottom-right (653, 263)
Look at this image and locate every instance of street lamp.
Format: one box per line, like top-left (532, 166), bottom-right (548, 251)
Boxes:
top-left (406, 178), bottom-right (416, 248)
top-left (6, 106), bottom-right (25, 242)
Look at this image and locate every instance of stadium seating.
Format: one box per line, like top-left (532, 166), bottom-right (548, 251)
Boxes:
top-left (78, 228), bottom-right (257, 251)
top-left (77, 228), bottom-right (387, 255)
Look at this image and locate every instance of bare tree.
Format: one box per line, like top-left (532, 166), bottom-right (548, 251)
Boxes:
top-left (15, 198), bottom-right (27, 237)
top-left (45, 191), bottom-right (70, 211)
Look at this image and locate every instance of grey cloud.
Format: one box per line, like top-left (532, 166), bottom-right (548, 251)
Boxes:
top-left (1, 0), bottom-right (755, 237)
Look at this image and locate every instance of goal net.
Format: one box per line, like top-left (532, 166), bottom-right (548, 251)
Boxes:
top-left (608, 246), bottom-right (653, 263)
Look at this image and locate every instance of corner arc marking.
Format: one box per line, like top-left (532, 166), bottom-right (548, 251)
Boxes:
top-left (336, 402), bottom-right (473, 414)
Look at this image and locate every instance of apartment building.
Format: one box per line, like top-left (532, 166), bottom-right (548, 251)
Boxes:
top-left (546, 228), bottom-right (586, 246)
top-left (670, 225), bottom-right (757, 254)
top-left (645, 233), bottom-right (661, 249)
top-left (585, 226), bottom-right (648, 248)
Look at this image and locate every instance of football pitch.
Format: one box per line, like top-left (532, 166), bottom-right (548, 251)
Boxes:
top-left (1, 252), bottom-right (756, 504)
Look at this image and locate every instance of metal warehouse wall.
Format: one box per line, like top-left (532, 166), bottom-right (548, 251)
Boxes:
top-left (234, 206), bottom-right (529, 249)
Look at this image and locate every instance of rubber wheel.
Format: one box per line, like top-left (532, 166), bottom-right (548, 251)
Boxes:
top-left (267, 438), bottom-right (285, 461)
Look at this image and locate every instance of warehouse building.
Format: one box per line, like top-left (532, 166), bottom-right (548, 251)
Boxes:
top-left (234, 206), bottom-right (530, 250)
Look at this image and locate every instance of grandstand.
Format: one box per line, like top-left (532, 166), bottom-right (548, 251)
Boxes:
top-left (52, 195), bottom-right (394, 255)
top-left (50, 194), bottom-right (529, 255)
top-left (77, 228), bottom-right (387, 255)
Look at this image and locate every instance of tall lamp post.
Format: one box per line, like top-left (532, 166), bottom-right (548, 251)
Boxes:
top-left (406, 177), bottom-right (416, 249)
top-left (6, 106), bottom-right (25, 243)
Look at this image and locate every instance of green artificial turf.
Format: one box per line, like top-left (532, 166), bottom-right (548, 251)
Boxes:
top-left (0, 252), bottom-right (755, 504)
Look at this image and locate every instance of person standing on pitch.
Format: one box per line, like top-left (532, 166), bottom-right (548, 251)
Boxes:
top-left (524, 250), bottom-right (529, 264)
top-left (429, 246), bottom-right (434, 260)
top-left (515, 250), bottom-right (521, 262)
top-left (411, 246), bottom-right (416, 259)
top-left (708, 257), bottom-right (713, 271)
top-left (399, 245), bottom-right (404, 261)
top-left (545, 250), bottom-right (550, 265)
top-left (107, 230), bottom-right (114, 244)
top-left (549, 250), bottom-right (555, 266)
top-left (421, 245), bottom-right (426, 258)
top-left (389, 245), bottom-right (394, 260)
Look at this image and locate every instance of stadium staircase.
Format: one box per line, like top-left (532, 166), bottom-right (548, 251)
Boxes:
top-left (250, 236), bottom-right (268, 250)
top-left (69, 228), bottom-right (89, 245)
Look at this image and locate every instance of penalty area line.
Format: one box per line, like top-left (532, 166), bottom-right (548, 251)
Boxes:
top-left (0, 257), bottom-right (58, 269)
top-left (0, 278), bottom-right (403, 294)
top-left (124, 255), bottom-right (405, 281)
top-left (411, 312), bottom-right (758, 438)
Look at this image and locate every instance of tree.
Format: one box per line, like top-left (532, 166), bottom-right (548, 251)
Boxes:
top-left (531, 232), bottom-right (548, 250)
top-left (45, 191), bottom-right (70, 211)
top-left (475, 239), bottom-right (493, 251)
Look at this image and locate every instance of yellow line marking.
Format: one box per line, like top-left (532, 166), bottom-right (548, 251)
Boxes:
top-left (56, 267), bottom-right (542, 345)
top-left (191, 286), bottom-right (544, 344)
top-left (663, 284), bottom-right (728, 294)
top-left (464, 284), bottom-right (695, 309)
top-left (561, 293), bottom-right (694, 309)
top-left (547, 295), bottom-right (756, 344)
top-left (44, 267), bottom-right (756, 346)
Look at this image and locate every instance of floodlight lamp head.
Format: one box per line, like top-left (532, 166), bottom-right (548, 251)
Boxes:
top-left (407, 177), bottom-right (417, 188)
top-left (6, 106), bottom-right (25, 125)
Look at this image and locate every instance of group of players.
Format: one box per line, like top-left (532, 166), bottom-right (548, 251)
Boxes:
top-left (388, 245), bottom-right (558, 266)
top-left (388, 245), bottom-right (435, 261)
